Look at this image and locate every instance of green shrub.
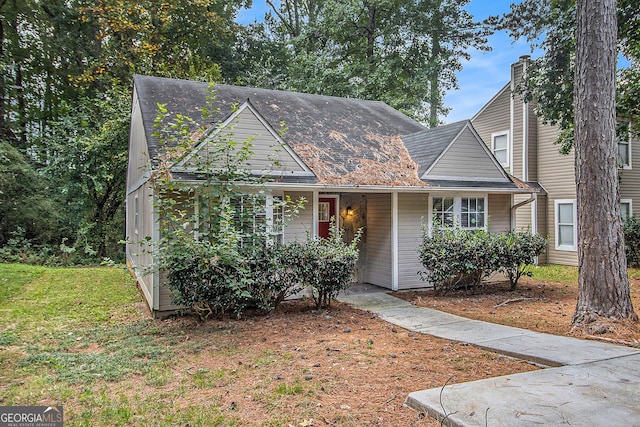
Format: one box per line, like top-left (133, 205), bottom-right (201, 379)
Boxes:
top-left (624, 216), bottom-right (640, 267)
top-left (163, 235), bottom-right (251, 320)
top-left (494, 232), bottom-right (547, 290)
top-left (298, 227), bottom-right (361, 309)
top-left (417, 225), bottom-right (546, 293)
top-left (417, 226), bottom-right (498, 294)
top-left (246, 242), bottom-right (305, 312)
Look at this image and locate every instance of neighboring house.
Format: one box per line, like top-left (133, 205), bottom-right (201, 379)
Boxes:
top-left (472, 55), bottom-right (639, 266)
top-left (126, 75), bottom-right (536, 317)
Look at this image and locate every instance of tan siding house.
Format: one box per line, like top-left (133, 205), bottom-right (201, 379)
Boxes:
top-left (472, 55), bottom-right (639, 266)
top-left (127, 75), bottom-right (536, 317)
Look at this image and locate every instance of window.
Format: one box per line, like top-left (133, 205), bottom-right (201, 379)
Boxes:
top-left (492, 131), bottom-right (509, 167)
top-left (134, 195), bottom-right (139, 235)
top-left (461, 197), bottom-right (485, 228)
top-left (318, 202), bottom-right (330, 222)
top-left (618, 136), bottom-right (631, 169)
top-left (232, 194), bottom-right (284, 246)
top-left (620, 199), bottom-right (633, 222)
top-left (555, 200), bottom-right (577, 251)
top-left (431, 196), bottom-right (487, 230)
top-left (432, 197), bottom-right (454, 227)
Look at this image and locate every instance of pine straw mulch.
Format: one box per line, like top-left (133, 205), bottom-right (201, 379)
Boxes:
top-left (94, 300), bottom-right (540, 427)
top-left (393, 276), bottom-right (640, 349)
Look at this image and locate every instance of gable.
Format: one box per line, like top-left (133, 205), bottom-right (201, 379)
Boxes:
top-left (174, 102), bottom-right (314, 177)
top-left (424, 126), bottom-right (508, 181)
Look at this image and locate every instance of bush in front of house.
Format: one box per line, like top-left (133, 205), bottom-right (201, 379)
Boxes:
top-left (417, 226), bottom-right (499, 294)
top-left (297, 227), bottom-right (361, 309)
top-left (417, 225), bottom-right (546, 293)
top-left (493, 231), bottom-right (548, 290)
top-left (163, 230), bottom-right (361, 319)
top-left (624, 216), bottom-right (640, 267)
top-left (163, 235), bottom-right (252, 320)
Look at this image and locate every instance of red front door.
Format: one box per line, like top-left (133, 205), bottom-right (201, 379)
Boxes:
top-left (318, 197), bottom-right (336, 239)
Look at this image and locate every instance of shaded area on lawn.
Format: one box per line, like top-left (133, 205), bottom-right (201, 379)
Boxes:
top-left (0, 263), bottom-right (539, 426)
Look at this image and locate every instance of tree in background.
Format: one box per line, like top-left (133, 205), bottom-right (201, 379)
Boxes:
top-left (263, 0), bottom-right (489, 125)
top-left (490, 0), bottom-right (640, 151)
top-left (492, 0), bottom-right (639, 325)
top-left (572, 0), bottom-right (636, 325)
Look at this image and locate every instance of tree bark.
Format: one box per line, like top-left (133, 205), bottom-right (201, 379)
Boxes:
top-left (572, 0), bottom-right (637, 325)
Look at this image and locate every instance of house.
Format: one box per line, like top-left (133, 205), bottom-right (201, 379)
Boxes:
top-left (471, 55), bottom-right (639, 266)
top-left (126, 75), bottom-right (537, 317)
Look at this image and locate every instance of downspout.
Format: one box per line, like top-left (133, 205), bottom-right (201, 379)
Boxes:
top-left (511, 192), bottom-right (537, 233)
top-left (521, 56), bottom-right (530, 182)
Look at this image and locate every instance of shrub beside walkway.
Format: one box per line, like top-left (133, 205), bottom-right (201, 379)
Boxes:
top-left (338, 285), bottom-right (640, 426)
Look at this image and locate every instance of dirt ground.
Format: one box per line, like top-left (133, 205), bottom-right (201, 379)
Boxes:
top-left (111, 300), bottom-right (540, 426)
top-left (394, 276), bottom-right (640, 347)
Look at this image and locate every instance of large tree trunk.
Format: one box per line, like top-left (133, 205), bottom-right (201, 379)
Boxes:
top-left (572, 0), bottom-right (637, 325)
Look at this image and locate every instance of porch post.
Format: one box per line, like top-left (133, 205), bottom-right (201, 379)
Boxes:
top-left (312, 190), bottom-right (319, 238)
top-left (391, 192), bottom-right (399, 291)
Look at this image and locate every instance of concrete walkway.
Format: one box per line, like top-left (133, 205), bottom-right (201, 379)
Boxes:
top-left (337, 284), bottom-right (640, 427)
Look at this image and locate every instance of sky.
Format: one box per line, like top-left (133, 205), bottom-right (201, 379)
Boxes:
top-left (236, 1), bottom-right (538, 124)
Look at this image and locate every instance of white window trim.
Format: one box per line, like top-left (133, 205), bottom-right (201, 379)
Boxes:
top-left (134, 195), bottom-right (140, 235)
top-left (618, 136), bottom-right (632, 170)
top-left (554, 199), bottom-right (577, 251)
top-left (428, 194), bottom-right (489, 232)
top-left (491, 130), bottom-right (510, 168)
top-left (620, 199), bottom-right (633, 221)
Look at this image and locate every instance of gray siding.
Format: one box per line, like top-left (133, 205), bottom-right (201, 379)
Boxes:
top-left (126, 89), bottom-right (157, 312)
top-left (472, 86), bottom-right (512, 174)
top-left (537, 123), bottom-right (578, 266)
top-left (365, 193), bottom-right (392, 288)
top-left (488, 194), bottom-right (512, 233)
top-left (182, 107), bottom-right (307, 173)
top-left (283, 191), bottom-right (314, 243)
top-left (397, 193), bottom-right (429, 290)
top-left (619, 135), bottom-right (640, 214)
top-left (127, 88), bottom-right (151, 190)
top-left (511, 62), bottom-right (525, 180)
top-left (126, 183), bottom-right (156, 310)
top-left (426, 128), bottom-right (506, 179)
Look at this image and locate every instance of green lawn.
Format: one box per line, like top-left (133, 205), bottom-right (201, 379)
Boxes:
top-left (0, 263), bottom-right (632, 426)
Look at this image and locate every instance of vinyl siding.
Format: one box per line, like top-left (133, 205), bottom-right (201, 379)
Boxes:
top-left (537, 123), bottom-right (578, 266)
top-left (365, 193), bottom-right (392, 288)
top-left (397, 193), bottom-right (429, 290)
top-left (488, 194), bottom-right (511, 233)
top-left (473, 87), bottom-right (512, 174)
top-left (513, 194), bottom-right (534, 232)
top-left (127, 88), bottom-right (151, 190)
top-left (182, 107), bottom-right (307, 173)
top-left (527, 102), bottom-right (539, 181)
top-left (536, 194), bottom-right (548, 264)
top-left (426, 128), bottom-right (506, 179)
top-left (126, 183), bottom-right (156, 311)
top-left (283, 191), bottom-right (314, 243)
top-left (511, 62), bottom-right (525, 180)
top-left (619, 135), bottom-right (640, 214)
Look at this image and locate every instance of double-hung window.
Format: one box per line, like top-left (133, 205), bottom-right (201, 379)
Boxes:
top-left (618, 137), bottom-right (631, 169)
top-left (491, 131), bottom-right (509, 167)
top-left (232, 194), bottom-right (285, 246)
top-left (620, 199), bottom-right (633, 222)
top-left (431, 196), bottom-right (487, 230)
top-left (555, 200), bottom-right (577, 251)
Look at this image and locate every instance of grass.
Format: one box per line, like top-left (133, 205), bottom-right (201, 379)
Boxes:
top-left (0, 263), bottom-right (315, 426)
top-left (0, 263), bottom-right (580, 425)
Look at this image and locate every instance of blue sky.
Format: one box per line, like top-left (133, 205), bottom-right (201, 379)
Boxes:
top-left (236, 1), bottom-right (537, 123)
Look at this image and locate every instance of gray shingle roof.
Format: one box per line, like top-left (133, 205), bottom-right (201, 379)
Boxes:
top-left (133, 75), bottom-right (427, 186)
top-left (402, 120), bottom-right (469, 176)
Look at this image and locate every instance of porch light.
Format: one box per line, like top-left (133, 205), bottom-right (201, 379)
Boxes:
top-left (346, 206), bottom-right (354, 217)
